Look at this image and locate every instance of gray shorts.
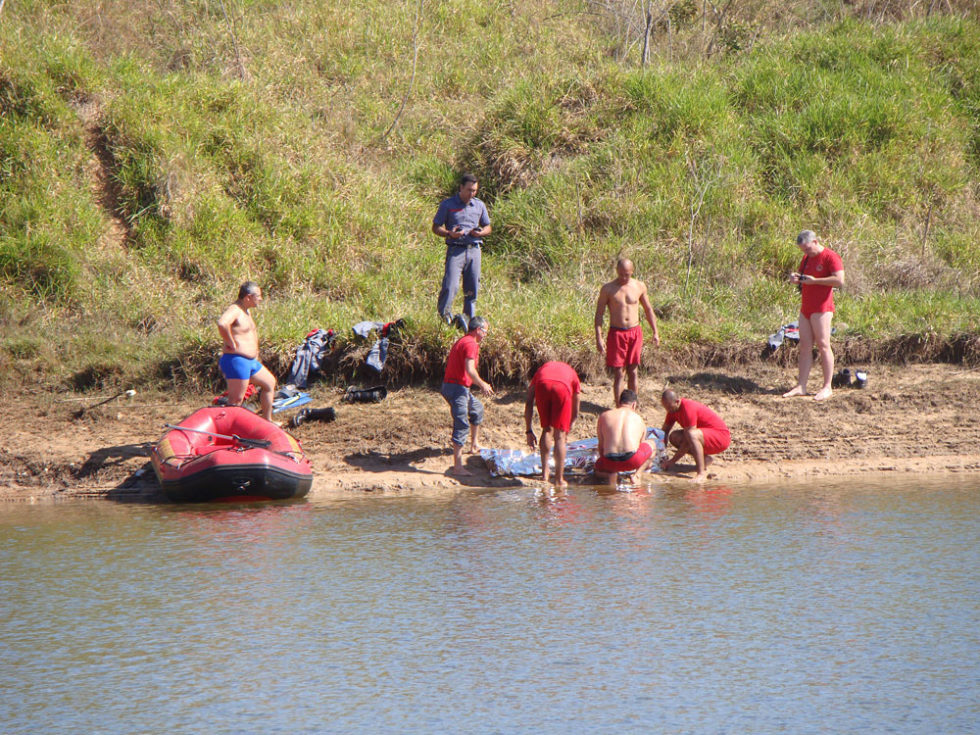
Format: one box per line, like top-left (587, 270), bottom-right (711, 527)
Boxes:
top-left (440, 382), bottom-right (484, 446)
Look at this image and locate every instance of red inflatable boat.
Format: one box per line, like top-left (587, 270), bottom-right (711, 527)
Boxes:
top-left (151, 406), bottom-right (313, 502)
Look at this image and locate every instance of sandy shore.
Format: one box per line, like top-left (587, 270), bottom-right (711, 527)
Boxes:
top-left (2, 362), bottom-right (979, 502)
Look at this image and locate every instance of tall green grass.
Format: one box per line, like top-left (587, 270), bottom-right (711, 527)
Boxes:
top-left (1, 2), bottom-right (978, 389)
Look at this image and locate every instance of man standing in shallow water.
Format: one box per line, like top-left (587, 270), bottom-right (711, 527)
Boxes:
top-left (216, 281), bottom-right (277, 422)
top-left (595, 258), bottom-right (660, 404)
top-left (524, 361), bottom-right (581, 488)
top-left (782, 230), bottom-right (845, 402)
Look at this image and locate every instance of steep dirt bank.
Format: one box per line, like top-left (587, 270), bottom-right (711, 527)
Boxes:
top-left (2, 361), bottom-right (979, 502)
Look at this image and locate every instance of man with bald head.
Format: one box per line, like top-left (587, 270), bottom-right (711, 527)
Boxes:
top-left (659, 389), bottom-right (730, 484)
top-left (595, 258), bottom-right (660, 404)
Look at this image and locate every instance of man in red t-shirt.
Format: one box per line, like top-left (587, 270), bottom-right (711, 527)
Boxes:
top-left (441, 316), bottom-right (495, 475)
top-left (783, 230), bottom-right (845, 402)
top-left (524, 361), bottom-right (581, 488)
top-left (660, 389), bottom-right (730, 484)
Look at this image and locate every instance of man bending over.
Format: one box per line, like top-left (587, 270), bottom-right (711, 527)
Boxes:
top-left (524, 361), bottom-right (581, 488)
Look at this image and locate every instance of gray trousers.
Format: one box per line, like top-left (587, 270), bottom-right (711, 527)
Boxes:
top-left (437, 244), bottom-right (481, 320)
top-left (441, 382), bottom-right (484, 446)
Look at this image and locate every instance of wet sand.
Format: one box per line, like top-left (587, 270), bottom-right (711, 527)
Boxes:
top-left (2, 362), bottom-right (979, 500)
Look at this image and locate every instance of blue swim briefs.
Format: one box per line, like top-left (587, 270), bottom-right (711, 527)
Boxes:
top-left (219, 353), bottom-right (263, 380)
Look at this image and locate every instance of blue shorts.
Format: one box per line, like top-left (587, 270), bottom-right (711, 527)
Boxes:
top-left (219, 353), bottom-right (263, 380)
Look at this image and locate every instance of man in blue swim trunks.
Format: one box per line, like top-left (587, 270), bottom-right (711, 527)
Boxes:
top-left (217, 282), bottom-right (277, 421)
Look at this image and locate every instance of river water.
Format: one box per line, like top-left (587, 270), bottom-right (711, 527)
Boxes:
top-left (2, 477), bottom-right (978, 734)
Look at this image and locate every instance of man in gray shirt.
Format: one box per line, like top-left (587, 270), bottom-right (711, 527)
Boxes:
top-left (432, 173), bottom-right (491, 323)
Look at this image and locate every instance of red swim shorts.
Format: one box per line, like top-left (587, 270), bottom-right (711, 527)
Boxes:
top-left (605, 325), bottom-right (643, 368)
top-left (594, 442), bottom-right (653, 473)
top-left (701, 428), bottom-right (731, 455)
top-left (535, 380), bottom-right (574, 433)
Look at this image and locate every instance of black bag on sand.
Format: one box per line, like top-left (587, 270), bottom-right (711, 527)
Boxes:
top-left (288, 406), bottom-right (337, 428)
top-left (342, 385), bottom-right (388, 403)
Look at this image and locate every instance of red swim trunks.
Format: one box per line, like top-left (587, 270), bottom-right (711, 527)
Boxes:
top-left (700, 428), bottom-right (731, 455)
top-left (594, 442), bottom-right (653, 473)
top-left (535, 380), bottom-right (574, 432)
top-left (605, 325), bottom-right (643, 368)
top-left (531, 362), bottom-right (581, 433)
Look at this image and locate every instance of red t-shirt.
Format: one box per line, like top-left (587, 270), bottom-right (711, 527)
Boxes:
top-left (665, 398), bottom-right (728, 433)
top-left (531, 361), bottom-right (581, 395)
top-left (444, 334), bottom-right (479, 386)
top-left (800, 247), bottom-right (843, 315)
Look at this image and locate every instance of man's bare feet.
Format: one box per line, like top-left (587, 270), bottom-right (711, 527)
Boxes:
top-left (813, 387), bottom-right (833, 401)
top-left (555, 477), bottom-right (568, 489)
top-left (782, 385), bottom-right (807, 398)
top-left (692, 472), bottom-right (707, 484)
top-left (449, 466), bottom-right (473, 476)
top-left (467, 445), bottom-right (482, 454)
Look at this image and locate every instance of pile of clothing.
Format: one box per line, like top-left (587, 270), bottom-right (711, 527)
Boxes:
top-left (351, 319), bottom-right (405, 373)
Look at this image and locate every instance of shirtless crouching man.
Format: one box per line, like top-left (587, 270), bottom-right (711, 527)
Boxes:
top-left (216, 281), bottom-right (277, 422)
top-left (595, 258), bottom-right (660, 404)
top-left (593, 389), bottom-right (656, 488)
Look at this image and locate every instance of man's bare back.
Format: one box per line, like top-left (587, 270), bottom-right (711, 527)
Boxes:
top-left (217, 304), bottom-right (259, 359)
top-left (596, 406), bottom-right (647, 455)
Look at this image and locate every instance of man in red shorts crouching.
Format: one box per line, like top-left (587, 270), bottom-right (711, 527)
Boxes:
top-left (524, 361), bottom-right (581, 488)
top-left (593, 389), bottom-right (656, 488)
top-left (659, 389), bottom-right (730, 484)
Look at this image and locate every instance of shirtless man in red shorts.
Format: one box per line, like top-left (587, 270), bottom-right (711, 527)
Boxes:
top-left (524, 361), bottom-right (581, 488)
top-left (595, 258), bottom-right (660, 405)
top-left (782, 230), bottom-right (845, 402)
top-left (659, 389), bottom-right (730, 484)
top-left (593, 390), bottom-right (656, 488)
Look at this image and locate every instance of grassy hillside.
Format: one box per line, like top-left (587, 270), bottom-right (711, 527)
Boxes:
top-left (1, 0), bottom-right (979, 390)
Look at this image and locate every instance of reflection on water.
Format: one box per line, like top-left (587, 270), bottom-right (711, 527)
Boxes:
top-left (1, 477), bottom-right (978, 734)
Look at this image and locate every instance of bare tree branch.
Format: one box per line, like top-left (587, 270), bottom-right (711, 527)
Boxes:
top-left (380, 0), bottom-right (424, 143)
top-left (641, 0), bottom-right (653, 66)
top-left (217, 0), bottom-right (249, 80)
top-left (684, 149), bottom-right (725, 297)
